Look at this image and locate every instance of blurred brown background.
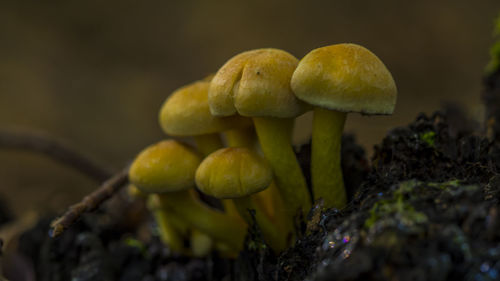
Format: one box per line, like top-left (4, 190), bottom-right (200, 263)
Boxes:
top-left (1, 0), bottom-right (499, 217)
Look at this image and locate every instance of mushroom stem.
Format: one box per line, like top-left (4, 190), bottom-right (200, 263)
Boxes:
top-left (157, 190), bottom-right (247, 252)
top-left (253, 182), bottom-right (278, 221)
top-left (139, 189), bottom-right (191, 253)
top-left (222, 199), bottom-right (241, 221)
top-left (311, 107), bottom-right (347, 209)
top-left (147, 194), bottom-right (189, 253)
top-left (194, 133), bottom-right (224, 156)
top-left (151, 206), bottom-right (186, 253)
top-left (233, 196), bottom-right (287, 253)
top-left (224, 126), bottom-right (291, 240)
top-left (190, 229), bottom-right (214, 257)
top-left (256, 182), bottom-right (293, 244)
top-left (252, 117), bottom-right (311, 223)
top-left (225, 127), bottom-right (256, 148)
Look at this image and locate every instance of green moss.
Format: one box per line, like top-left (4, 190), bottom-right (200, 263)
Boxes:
top-left (124, 237), bottom-right (147, 255)
top-left (420, 131), bottom-right (436, 147)
top-left (248, 240), bottom-right (268, 251)
top-left (364, 198), bottom-right (427, 229)
top-left (364, 180), bottom-right (427, 229)
top-left (364, 180), bottom-right (479, 231)
top-left (428, 179), bottom-right (460, 188)
top-left (486, 14), bottom-right (500, 74)
top-left (428, 179), bottom-right (478, 197)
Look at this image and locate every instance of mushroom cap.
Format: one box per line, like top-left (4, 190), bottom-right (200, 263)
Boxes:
top-left (209, 48), bottom-right (307, 118)
top-left (291, 43), bottom-right (397, 115)
top-left (129, 140), bottom-right (202, 194)
top-left (159, 79), bottom-right (251, 136)
top-left (195, 147), bottom-right (273, 199)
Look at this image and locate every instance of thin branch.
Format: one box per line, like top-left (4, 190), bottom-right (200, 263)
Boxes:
top-left (0, 127), bottom-right (129, 237)
top-left (49, 166), bottom-right (129, 238)
top-left (0, 128), bottom-right (113, 182)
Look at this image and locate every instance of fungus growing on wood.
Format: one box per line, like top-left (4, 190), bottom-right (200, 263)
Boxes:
top-left (291, 43), bottom-right (397, 209)
top-left (129, 139), bottom-right (247, 252)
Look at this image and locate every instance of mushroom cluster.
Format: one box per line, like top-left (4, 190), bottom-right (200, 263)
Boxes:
top-left (128, 43), bottom-right (397, 256)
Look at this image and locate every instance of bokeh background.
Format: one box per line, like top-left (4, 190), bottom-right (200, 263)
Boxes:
top-left (1, 0), bottom-right (499, 217)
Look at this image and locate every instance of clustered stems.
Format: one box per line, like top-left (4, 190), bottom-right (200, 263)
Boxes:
top-left (150, 203), bottom-right (186, 253)
top-left (157, 191), bottom-right (247, 252)
top-left (233, 197), bottom-right (287, 252)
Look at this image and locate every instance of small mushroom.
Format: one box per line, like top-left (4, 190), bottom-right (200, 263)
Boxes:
top-left (159, 78), bottom-right (252, 155)
top-left (291, 43), bottom-right (397, 209)
top-left (129, 140), bottom-right (247, 252)
top-left (208, 49), bottom-right (311, 229)
top-left (195, 147), bottom-right (287, 252)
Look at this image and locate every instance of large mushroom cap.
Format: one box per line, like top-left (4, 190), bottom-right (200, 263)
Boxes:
top-left (209, 48), bottom-right (307, 118)
top-left (291, 43), bottom-right (397, 115)
top-left (195, 147), bottom-right (273, 199)
top-left (159, 80), bottom-right (251, 136)
top-left (129, 140), bottom-right (202, 194)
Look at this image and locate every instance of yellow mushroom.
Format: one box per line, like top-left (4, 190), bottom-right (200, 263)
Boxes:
top-left (291, 43), bottom-right (397, 209)
top-left (129, 140), bottom-right (247, 252)
top-left (196, 147), bottom-right (287, 252)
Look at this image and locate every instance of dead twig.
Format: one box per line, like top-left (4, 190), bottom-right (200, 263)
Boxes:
top-left (0, 128), bottom-right (113, 182)
top-left (49, 166), bottom-right (129, 237)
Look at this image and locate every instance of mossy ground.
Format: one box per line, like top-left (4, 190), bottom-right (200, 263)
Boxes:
top-left (278, 108), bottom-right (500, 281)
top-left (7, 99), bottom-right (500, 281)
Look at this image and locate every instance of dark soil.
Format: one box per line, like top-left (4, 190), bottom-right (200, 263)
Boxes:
top-left (280, 109), bottom-right (500, 281)
top-left (11, 72), bottom-right (500, 280)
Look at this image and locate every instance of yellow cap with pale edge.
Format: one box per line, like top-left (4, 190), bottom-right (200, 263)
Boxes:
top-left (209, 48), bottom-right (307, 118)
top-left (159, 80), bottom-right (251, 136)
top-left (195, 147), bottom-right (273, 199)
top-left (129, 140), bottom-right (202, 194)
top-left (291, 43), bottom-right (397, 115)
